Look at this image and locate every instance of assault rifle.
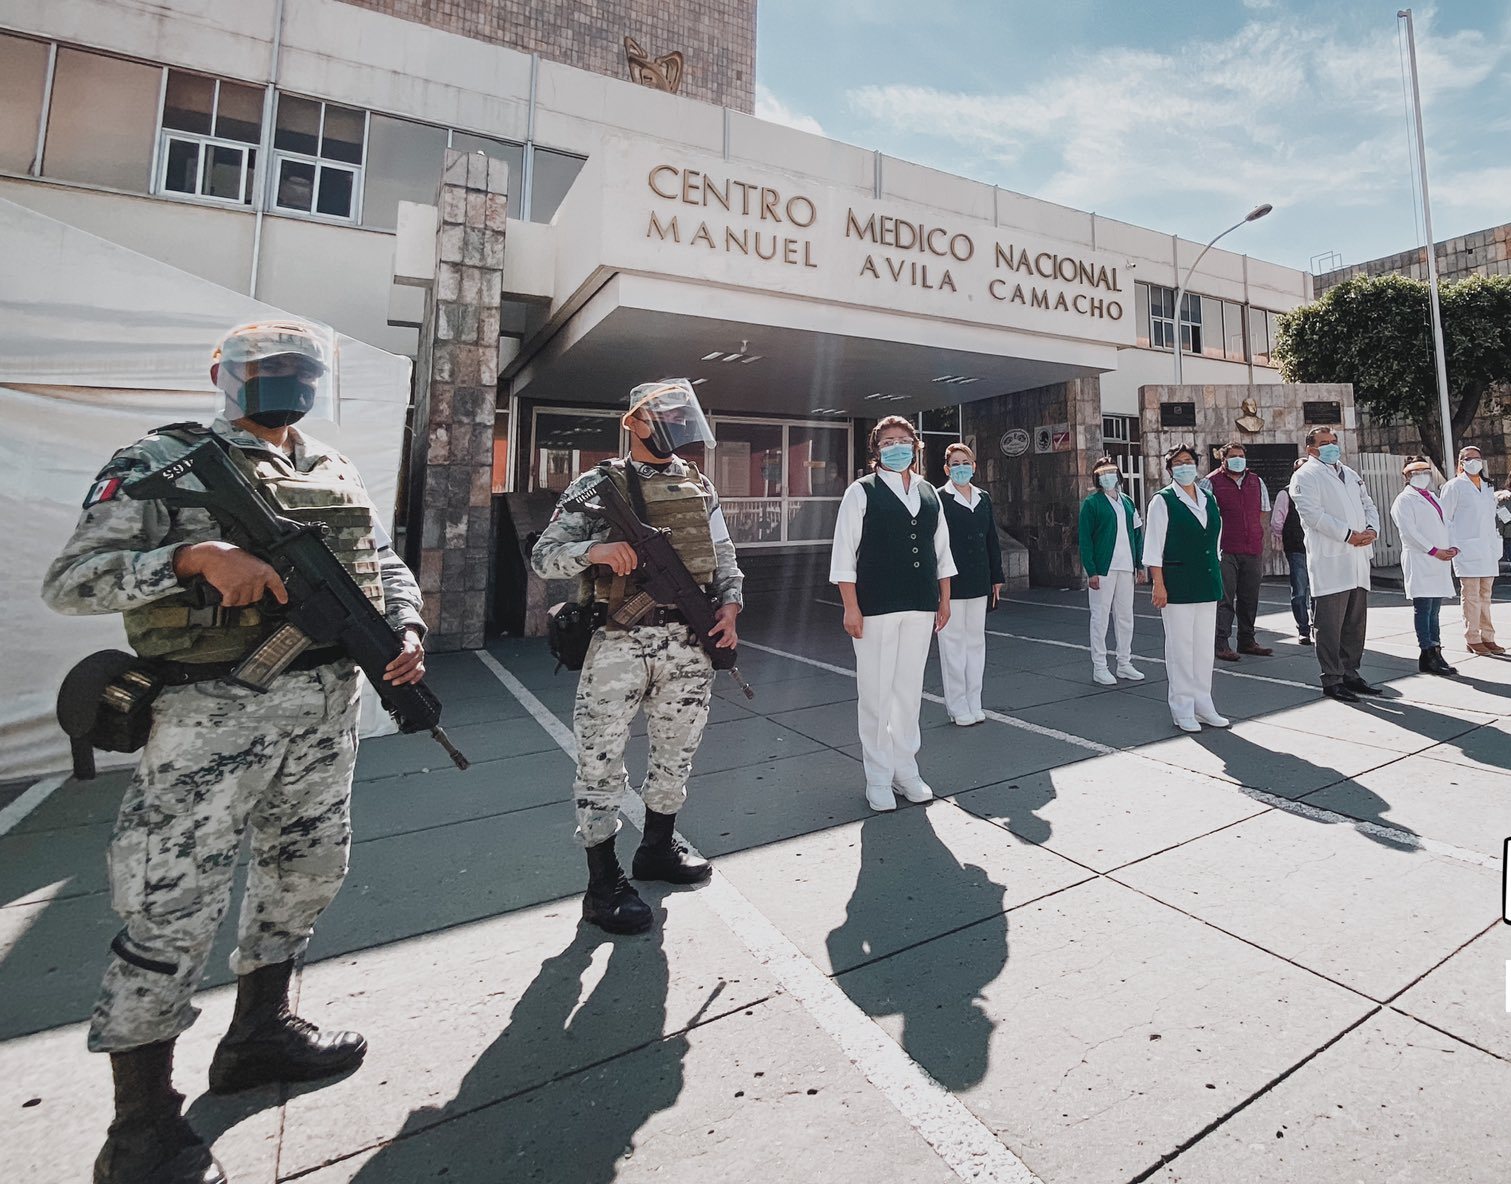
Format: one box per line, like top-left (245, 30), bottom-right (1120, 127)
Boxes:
top-left (125, 435), bottom-right (470, 770)
top-left (563, 472), bottom-right (754, 699)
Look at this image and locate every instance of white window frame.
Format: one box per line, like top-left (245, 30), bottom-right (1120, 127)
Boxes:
top-left (269, 97), bottom-right (367, 223)
top-left (153, 71), bottom-right (262, 207)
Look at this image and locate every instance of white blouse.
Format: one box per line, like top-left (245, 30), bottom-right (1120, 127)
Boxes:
top-left (829, 469), bottom-right (958, 586)
top-left (1142, 483), bottom-right (1210, 569)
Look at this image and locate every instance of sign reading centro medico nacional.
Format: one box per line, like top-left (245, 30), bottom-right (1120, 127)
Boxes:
top-left (593, 139), bottom-right (1135, 349)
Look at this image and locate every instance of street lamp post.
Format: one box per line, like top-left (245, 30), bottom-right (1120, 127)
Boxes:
top-left (1172, 203), bottom-right (1273, 384)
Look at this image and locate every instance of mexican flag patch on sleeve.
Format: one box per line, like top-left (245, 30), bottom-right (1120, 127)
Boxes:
top-left (83, 475), bottom-right (123, 508)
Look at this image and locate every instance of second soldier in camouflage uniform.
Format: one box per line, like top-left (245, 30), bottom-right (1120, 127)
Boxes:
top-left (531, 379), bottom-right (743, 935)
top-left (42, 321), bottom-right (428, 1184)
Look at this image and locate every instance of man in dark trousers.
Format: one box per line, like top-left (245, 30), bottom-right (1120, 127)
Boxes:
top-left (1205, 441), bottom-right (1273, 662)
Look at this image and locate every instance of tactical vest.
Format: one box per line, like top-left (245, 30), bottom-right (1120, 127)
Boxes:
top-left (125, 434), bottom-right (384, 662)
top-left (590, 461), bottom-right (716, 610)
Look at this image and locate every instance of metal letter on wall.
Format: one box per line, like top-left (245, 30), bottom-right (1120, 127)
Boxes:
top-left (625, 36), bottom-right (685, 94)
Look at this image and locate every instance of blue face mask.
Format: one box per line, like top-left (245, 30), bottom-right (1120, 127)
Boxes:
top-left (1226, 456), bottom-right (1247, 473)
top-left (949, 463), bottom-right (975, 485)
top-left (1171, 463), bottom-right (1198, 486)
top-left (1097, 472), bottom-right (1119, 490)
top-left (1317, 443), bottom-right (1342, 465)
top-left (878, 442), bottom-right (915, 472)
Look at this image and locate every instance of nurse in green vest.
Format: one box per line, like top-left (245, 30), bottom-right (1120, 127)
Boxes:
top-left (1077, 455), bottom-right (1146, 686)
top-left (830, 415), bottom-right (957, 811)
top-left (1143, 444), bottom-right (1228, 732)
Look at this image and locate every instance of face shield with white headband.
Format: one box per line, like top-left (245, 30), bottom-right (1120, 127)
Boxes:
top-left (211, 319), bottom-right (339, 428)
top-left (624, 379), bottom-right (716, 459)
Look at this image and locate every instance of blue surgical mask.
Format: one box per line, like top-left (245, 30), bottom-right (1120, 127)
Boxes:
top-left (878, 442), bottom-right (914, 472)
top-left (1226, 456), bottom-right (1247, 473)
top-left (1409, 473), bottom-right (1431, 489)
top-left (1317, 443), bottom-right (1342, 465)
top-left (1097, 472), bottom-right (1119, 490)
top-left (1171, 463), bottom-right (1198, 486)
top-left (949, 463), bottom-right (975, 485)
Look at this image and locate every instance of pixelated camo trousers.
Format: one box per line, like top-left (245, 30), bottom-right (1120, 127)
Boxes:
top-left (571, 624), bottom-right (714, 847)
top-left (89, 662), bottom-right (360, 1053)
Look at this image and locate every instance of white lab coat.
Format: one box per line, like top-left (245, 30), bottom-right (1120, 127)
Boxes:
top-left (1390, 487), bottom-right (1457, 600)
top-left (1439, 474), bottom-right (1501, 578)
top-left (1289, 457), bottom-right (1379, 598)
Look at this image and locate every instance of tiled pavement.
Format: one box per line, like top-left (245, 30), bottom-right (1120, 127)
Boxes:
top-left (3, 583), bottom-right (1509, 1183)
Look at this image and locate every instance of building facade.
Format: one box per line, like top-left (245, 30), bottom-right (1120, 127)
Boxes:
top-left (0, 0), bottom-right (1314, 644)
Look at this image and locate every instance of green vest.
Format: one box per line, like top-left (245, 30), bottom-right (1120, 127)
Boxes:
top-left (855, 474), bottom-right (941, 616)
top-left (1156, 487), bottom-right (1223, 604)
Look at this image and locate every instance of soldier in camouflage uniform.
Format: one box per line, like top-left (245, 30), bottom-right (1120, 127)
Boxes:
top-left (42, 321), bottom-right (428, 1184)
top-left (531, 379), bottom-right (743, 935)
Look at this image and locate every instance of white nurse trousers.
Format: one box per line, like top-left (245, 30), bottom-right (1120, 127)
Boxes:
top-left (1087, 569), bottom-right (1135, 671)
top-left (937, 594), bottom-right (988, 721)
top-left (852, 610), bottom-right (934, 789)
top-left (1161, 600), bottom-right (1219, 724)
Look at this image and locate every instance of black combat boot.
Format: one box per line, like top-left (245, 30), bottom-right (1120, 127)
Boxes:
top-left (94, 1040), bottom-right (225, 1184)
top-left (1419, 649), bottom-right (1435, 673)
top-left (582, 835), bottom-right (654, 934)
top-left (207, 960), bottom-right (366, 1094)
top-left (1429, 647), bottom-right (1459, 676)
top-left (632, 809), bottom-right (713, 884)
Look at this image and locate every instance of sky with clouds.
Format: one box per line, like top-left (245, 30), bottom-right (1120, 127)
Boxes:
top-left (754, 1), bottom-right (1510, 274)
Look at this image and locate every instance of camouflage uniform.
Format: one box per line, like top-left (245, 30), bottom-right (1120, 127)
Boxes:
top-left (42, 418), bottom-right (424, 1053)
top-left (531, 458), bottom-right (743, 846)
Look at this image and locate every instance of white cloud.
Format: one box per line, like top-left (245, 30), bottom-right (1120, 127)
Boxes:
top-left (1242, 0), bottom-right (1277, 10)
top-left (843, 11), bottom-right (1506, 223)
top-left (755, 84), bottom-right (826, 136)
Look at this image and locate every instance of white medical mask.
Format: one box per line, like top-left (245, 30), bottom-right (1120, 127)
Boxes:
top-left (1171, 463), bottom-right (1198, 486)
top-left (1463, 459), bottom-right (1484, 476)
top-left (949, 463), bottom-right (975, 485)
top-left (1317, 443), bottom-right (1342, 465)
top-left (1409, 473), bottom-right (1431, 489)
top-left (878, 442), bottom-right (914, 472)
top-left (1226, 456), bottom-right (1246, 473)
top-left (1097, 472), bottom-right (1119, 490)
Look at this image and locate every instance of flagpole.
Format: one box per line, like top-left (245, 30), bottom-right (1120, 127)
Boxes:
top-left (1398, 8), bottom-right (1455, 468)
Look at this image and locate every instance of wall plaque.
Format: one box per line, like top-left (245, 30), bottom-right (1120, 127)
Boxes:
top-left (1160, 401), bottom-right (1196, 428)
top-left (999, 428), bottom-right (1030, 457)
top-left (1303, 400), bottom-right (1341, 425)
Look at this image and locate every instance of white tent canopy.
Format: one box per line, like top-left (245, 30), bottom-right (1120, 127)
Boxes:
top-left (0, 198), bottom-right (413, 780)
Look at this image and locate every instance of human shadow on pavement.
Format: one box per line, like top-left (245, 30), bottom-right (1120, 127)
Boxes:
top-left (346, 912), bottom-right (693, 1183)
top-left (826, 809), bottom-right (1008, 1091)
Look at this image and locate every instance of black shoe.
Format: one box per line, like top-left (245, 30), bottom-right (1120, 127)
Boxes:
top-left (632, 809), bottom-right (712, 884)
top-left (1298, 633), bottom-right (1313, 646)
top-left (1419, 650), bottom-right (1435, 673)
top-left (95, 1041), bottom-right (225, 1184)
top-left (208, 961), bottom-right (366, 1094)
top-left (1428, 647), bottom-right (1458, 676)
top-left (1342, 677), bottom-right (1382, 696)
top-left (583, 836), bottom-right (653, 934)
top-left (1323, 684), bottom-right (1360, 703)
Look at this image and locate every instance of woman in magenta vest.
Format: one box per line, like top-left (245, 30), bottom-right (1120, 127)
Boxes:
top-left (1145, 445), bottom-right (1227, 732)
top-left (1205, 441), bottom-right (1273, 662)
top-left (830, 416), bottom-right (956, 811)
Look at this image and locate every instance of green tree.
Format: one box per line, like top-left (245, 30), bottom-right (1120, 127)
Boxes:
top-left (1273, 272), bottom-right (1511, 472)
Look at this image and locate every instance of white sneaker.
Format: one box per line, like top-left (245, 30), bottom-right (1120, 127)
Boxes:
top-left (1174, 717), bottom-right (1202, 733)
top-left (1092, 667), bottom-right (1117, 686)
top-left (893, 778), bottom-right (934, 803)
top-left (1195, 710), bottom-right (1230, 728)
top-left (952, 716), bottom-right (974, 727)
top-left (1116, 664), bottom-right (1145, 681)
top-left (866, 784), bottom-right (897, 812)
top-left (971, 712), bottom-right (988, 724)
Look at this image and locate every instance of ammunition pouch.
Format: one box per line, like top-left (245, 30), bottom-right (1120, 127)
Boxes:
top-left (546, 601), bottom-right (597, 673)
top-left (55, 651), bottom-right (165, 780)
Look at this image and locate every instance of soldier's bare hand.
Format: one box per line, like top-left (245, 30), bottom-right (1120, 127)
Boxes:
top-left (587, 541), bottom-right (638, 575)
top-left (709, 603), bottom-right (740, 649)
top-left (385, 628), bottom-right (426, 684)
top-left (175, 541), bottom-right (288, 607)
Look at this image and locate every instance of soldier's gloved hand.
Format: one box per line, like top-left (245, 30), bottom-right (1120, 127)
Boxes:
top-left (587, 541), bottom-right (638, 576)
top-left (385, 627), bottom-right (426, 685)
top-left (174, 541), bottom-right (289, 608)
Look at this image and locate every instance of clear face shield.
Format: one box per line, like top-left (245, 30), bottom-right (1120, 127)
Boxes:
top-left (211, 319), bottom-right (339, 428)
top-left (624, 379), bottom-right (716, 458)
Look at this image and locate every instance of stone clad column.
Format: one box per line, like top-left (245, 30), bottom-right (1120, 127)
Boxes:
top-left (407, 149), bottom-right (507, 651)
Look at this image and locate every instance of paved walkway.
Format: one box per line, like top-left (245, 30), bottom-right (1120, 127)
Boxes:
top-left (4, 584), bottom-right (1510, 1183)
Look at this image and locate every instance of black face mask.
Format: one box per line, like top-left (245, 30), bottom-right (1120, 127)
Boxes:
top-left (237, 375), bottom-right (317, 427)
top-left (640, 435), bottom-right (676, 459)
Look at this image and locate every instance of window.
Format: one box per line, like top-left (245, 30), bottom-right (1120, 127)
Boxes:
top-left (363, 113), bottom-right (449, 230)
top-left (529, 146), bottom-right (586, 223)
top-left (1101, 414), bottom-right (1143, 507)
top-left (272, 95), bottom-right (365, 220)
top-left (1199, 296), bottom-right (1226, 359)
top-left (451, 131), bottom-right (524, 199)
top-left (0, 33), bottom-right (49, 174)
top-left (1179, 291), bottom-right (1202, 355)
top-left (1148, 283), bottom-right (1176, 350)
top-left (1222, 300), bottom-right (1246, 362)
top-left (491, 410), bottom-right (510, 494)
top-left (43, 47), bottom-right (159, 192)
top-left (916, 405), bottom-right (964, 482)
top-left (157, 70), bottom-right (263, 205)
top-left (529, 409), bottom-right (623, 494)
top-left (1267, 310), bottom-right (1283, 366)
top-left (1248, 306), bottom-right (1272, 367)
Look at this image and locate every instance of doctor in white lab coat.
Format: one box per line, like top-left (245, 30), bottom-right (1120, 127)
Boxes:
top-left (1389, 455), bottom-right (1458, 676)
top-left (1439, 445), bottom-right (1504, 655)
top-left (1289, 427), bottom-right (1380, 700)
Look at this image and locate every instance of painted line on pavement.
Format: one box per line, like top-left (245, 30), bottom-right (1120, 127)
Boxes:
top-left (474, 650), bottom-right (1042, 1184)
top-left (0, 776), bottom-right (66, 839)
top-left (739, 639), bottom-right (1497, 871)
